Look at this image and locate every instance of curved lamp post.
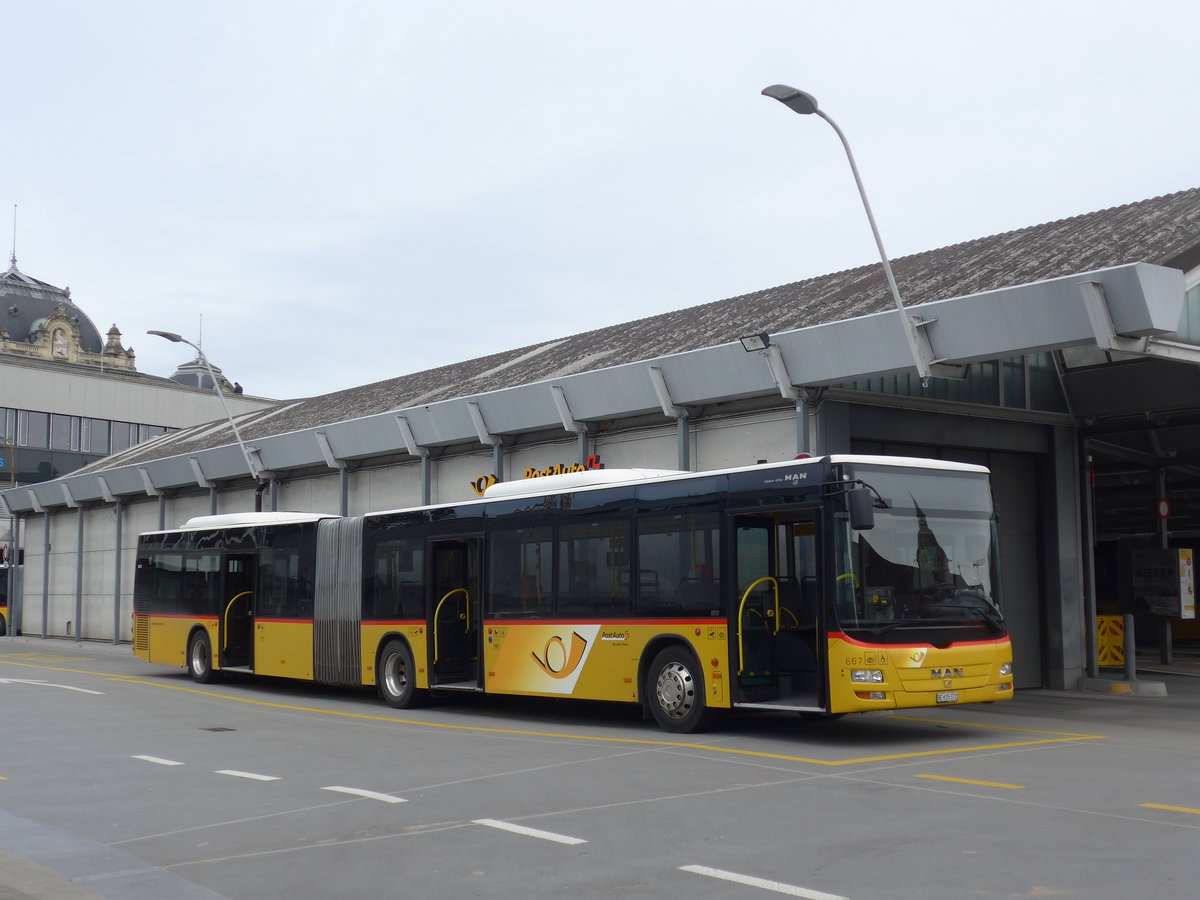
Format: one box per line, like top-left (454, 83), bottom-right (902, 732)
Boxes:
top-left (147, 330), bottom-right (262, 481)
top-left (761, 85), bottom-right (932, 383)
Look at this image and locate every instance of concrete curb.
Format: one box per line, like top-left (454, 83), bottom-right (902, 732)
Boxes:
top-left (1078, 676), bottom-right (1168, 696)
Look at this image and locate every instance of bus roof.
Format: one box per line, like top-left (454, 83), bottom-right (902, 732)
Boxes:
top-left (438, 454), bottom-right (988, 508)
top-left (146, 511), bottom-right (337, 535)
top-left (478, 455), bottom-right (987, 503)
top-left (141, 456), bottom-right (989, 534)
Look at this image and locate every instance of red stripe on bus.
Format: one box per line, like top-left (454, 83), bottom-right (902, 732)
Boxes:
top-left (361, 619), bottom-right (424, 626)
top-left (483, 618), bottom-right (725, 628)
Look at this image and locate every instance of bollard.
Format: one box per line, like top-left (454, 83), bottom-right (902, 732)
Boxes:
top-left (1123, 614), bottom-right (1136, 681)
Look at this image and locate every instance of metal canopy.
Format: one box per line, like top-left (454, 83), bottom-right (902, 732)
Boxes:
top-left (1, 261), bottom-right (1186, 514)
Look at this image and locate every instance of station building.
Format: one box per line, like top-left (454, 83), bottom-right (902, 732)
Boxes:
top-left (0, 254), bottom-right (276, 633)
top-left (3, 188), bottom-right (1200, 690)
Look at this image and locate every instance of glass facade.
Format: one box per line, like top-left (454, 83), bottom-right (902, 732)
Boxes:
top-left (0, 407), bottom-right (174, 486)
top-left (842, 352), bottom-right (1068, 413)
top-left (1173, 282), bottom-right (1200, 344)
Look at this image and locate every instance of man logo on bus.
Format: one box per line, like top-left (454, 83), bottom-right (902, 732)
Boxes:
top-left (930, 667), bottom-right (965, 679)
top-left (531, 631), bottom-right (589, 679)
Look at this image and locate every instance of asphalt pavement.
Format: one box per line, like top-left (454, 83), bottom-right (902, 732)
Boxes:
top-left (2, 634), bottom-right (1199, 899)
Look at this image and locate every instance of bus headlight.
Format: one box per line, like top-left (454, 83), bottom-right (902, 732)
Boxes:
top-left (999, 662), bottom-right (1013, 677)
top-left (851, 669), bottom-right (884, 683)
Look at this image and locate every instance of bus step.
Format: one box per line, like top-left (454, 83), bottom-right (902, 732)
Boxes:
top-left (433, 681), bottom-right (483, 692)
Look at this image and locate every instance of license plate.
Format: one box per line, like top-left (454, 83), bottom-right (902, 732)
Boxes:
top-left (936, 691), bottom-right (959, 704)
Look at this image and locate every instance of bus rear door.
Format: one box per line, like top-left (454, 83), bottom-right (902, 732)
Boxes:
top-left (428, 537), bottom-right (483, 691)
top-left (219, 553), bottom-right (257, 671)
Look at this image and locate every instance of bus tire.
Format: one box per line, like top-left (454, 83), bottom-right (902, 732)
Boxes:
top-left (645, 645), bottom-right (714, 733)
top-left (379, 640), bottom-right (426, 709)
top-left (187, 631), bottom-right (221, 684)
top-left (0, 613), bottom-right (6, 637)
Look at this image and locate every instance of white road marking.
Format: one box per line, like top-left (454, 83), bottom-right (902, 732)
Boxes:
top-left (679, 865), bottom-right (848, 899)
top-left (132, 755), bottom-right (185, 766)
top-left (0, 677), bottom-right (104, 695)
top-left (472, 818), bottom-right (587, 845)
top-left (321, 786), bottom-right (407, 804)
top-left (214, 769), bottom-right (281, 782)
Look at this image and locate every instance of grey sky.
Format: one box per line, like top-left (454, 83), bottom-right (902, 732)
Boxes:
top-left (5, 1), bottom-right (1197, 400)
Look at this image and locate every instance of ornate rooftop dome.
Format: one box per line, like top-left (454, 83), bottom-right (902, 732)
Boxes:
top-left (0, 258), bottom-right (134, 370)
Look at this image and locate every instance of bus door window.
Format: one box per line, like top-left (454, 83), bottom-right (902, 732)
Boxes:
top-left (734, 518), bottom-right (776, 684)
top-left (775, 515), bottom-right (821, 696)
top-left (430, 539), bottom-right (481, 683)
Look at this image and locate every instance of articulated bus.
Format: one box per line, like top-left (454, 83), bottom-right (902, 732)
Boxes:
top-left (133, 456), bottom-right (1013, 732)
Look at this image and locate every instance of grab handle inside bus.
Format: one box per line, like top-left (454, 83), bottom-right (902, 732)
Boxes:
top-left (737, 576), bottom-right (780, 675)
top-left (222, 591), bottom-right (253, 650)
top-left (432, 588), bottom-right (470, 662)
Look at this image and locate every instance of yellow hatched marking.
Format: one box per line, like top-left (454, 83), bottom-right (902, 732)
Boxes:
top-left (0, 657), bottom-right (1105, 766)
top-left (1142, 803), bottom-right (1200, 816)
top-left (916, 774), bottom-right (1024, 790)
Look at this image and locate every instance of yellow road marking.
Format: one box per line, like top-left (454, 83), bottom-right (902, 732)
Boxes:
top-left (0, 656), bottom-right (1105, 766)
top-left (1142, 803), bottom-right (1200, 816)
top-left (916, 774), bottom-right (1024, 790)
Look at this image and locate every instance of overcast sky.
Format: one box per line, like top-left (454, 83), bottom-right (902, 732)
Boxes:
top-left (4, 1), bottom-right (1198, 401)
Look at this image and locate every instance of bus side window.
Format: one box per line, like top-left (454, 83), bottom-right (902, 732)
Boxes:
top-left (488, 525), bottom-right (551, 617)
top-left (370, 538), bottom-right (423, 620)
top-left (637, 512), bottom-right (721, 616)
top-left (556, 519), bottom-right (630, 616)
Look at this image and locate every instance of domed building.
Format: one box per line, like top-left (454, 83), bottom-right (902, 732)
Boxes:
top-left (0, 254), bottom-right (273, 488)
top-left (0, 258), bottom-right (135, 370)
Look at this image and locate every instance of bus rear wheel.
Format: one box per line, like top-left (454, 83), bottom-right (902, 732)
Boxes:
top-left (379, 640), bottom-right (427, 709)
top-left (645, 646), bottom-right (715, 733)
top-left (187, 631), bottom-right (221, 684)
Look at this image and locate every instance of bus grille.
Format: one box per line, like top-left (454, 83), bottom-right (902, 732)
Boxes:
top-left (134, 615), bottom-right (149, 652)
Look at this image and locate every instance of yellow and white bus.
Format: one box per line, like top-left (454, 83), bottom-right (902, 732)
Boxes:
top-left (133, 456), bottom-right (1013, 732)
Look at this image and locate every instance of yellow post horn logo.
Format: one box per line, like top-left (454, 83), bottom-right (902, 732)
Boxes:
top-left (470, 474), bottom-right (497, 496)
top-left (531, 632), bottom-right (589, 679)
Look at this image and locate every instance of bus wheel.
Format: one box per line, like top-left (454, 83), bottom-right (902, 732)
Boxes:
top-left (187, 631), bottom-right (221, 684)
top-left (379, 640), bottom-right (426, 709)
top-left (646, 646), bottom-right (714, 733)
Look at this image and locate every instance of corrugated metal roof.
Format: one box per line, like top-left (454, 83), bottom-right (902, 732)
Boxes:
top-left (72, 186), bottom-right (1200, 471)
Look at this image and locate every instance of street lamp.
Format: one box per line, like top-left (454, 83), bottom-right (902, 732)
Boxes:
top-left (761, 84), bottom-right (932, 383)
top-left (147, 330), bottom-right (262, 481)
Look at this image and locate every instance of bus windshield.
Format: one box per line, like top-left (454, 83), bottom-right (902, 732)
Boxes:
top-left (833, 465), bottom-right (1003, 638)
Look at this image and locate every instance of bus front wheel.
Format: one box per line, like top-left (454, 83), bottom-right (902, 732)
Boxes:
top-left (379, 640), bottom-right (427, 709)
top-left (187, 631), bottom-right (221, 684)
top-left (645, 646), bottom-right (714, 733)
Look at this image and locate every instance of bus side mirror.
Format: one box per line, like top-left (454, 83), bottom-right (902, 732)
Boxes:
top-left (848, 488), bottom-right (875, 530)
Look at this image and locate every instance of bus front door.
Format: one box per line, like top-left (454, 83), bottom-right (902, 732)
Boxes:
top-left (732, 512), bottom-right (822, 709)
top-left (220, 553), bottom-right (257, 671)
top-left (428, 538), bottom-right (482, 690)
